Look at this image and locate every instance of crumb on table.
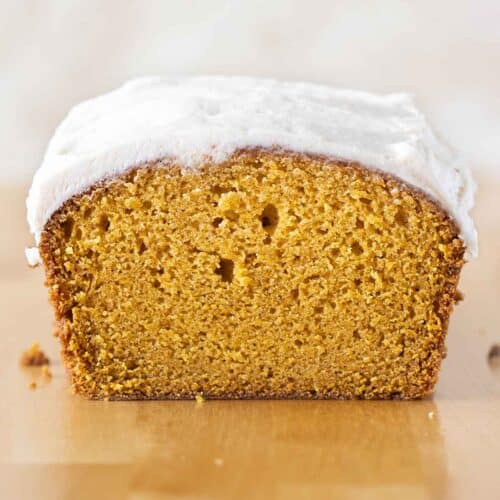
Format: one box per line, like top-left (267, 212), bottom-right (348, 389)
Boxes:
top-left (195, 394), bottom-right (205, 404)
top-left (20, 342), bottom-right (50, 367)
top-left (28, 381), bottom-right (37, 390)
top-left (41, 365), bottom-right (53, 380)
top-left (488, 344), bottom-right (500, 368)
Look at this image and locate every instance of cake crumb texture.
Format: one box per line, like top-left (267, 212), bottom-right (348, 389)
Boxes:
top-left (20, 342), bottom-right (50, 367)
top-left (40, 150), bottom-right (464, 400)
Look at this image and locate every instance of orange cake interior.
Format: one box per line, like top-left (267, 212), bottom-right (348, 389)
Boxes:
top-left (40, 150), bottom-right (464, 399)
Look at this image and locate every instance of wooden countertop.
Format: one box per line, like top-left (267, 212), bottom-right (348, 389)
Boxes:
top-left (1, 181), bottom-right (499, 500)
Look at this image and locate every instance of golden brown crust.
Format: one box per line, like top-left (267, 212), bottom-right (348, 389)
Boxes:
top-left (39, 148), bottom-right (465, 400)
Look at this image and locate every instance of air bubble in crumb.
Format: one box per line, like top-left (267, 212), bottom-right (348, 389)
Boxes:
top-left (215, 258), bottom-right (234, 283)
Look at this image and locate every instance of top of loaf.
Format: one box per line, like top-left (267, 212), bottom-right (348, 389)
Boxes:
top-left (26, 76), bottom-right (477, 259)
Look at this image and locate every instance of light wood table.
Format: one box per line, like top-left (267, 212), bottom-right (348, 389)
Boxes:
top-left (1, 181), bottom-right (499, 500)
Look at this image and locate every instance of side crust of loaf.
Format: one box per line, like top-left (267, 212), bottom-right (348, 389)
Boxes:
top-left (39, 148), bottom-right (465, 400)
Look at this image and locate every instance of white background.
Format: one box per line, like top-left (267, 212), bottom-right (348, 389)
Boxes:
top-left (2, 0), bottom-right (499, 184)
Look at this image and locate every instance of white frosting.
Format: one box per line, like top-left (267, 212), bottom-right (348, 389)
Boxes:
top-left (27, 76), bottom-right (477, 259)
top-left (25, 247), bottom-right (41, 267)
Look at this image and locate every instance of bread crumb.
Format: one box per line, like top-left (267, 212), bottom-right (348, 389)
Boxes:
top-left (427, 411), bottom-right (435, 420)
top-left (214, 458), bottom-right (224, 466)
top-left (28, 381), bottom-right (37, 390)
top-left (20, 342), bottom-right (50, 367)
top-left (195, 394), bottom-right (204, 404)
top-left (42, 365), bottom-right (53, 380)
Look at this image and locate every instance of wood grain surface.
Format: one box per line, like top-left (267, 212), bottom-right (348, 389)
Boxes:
top-left (1, 181), bottom-right (499, 500)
